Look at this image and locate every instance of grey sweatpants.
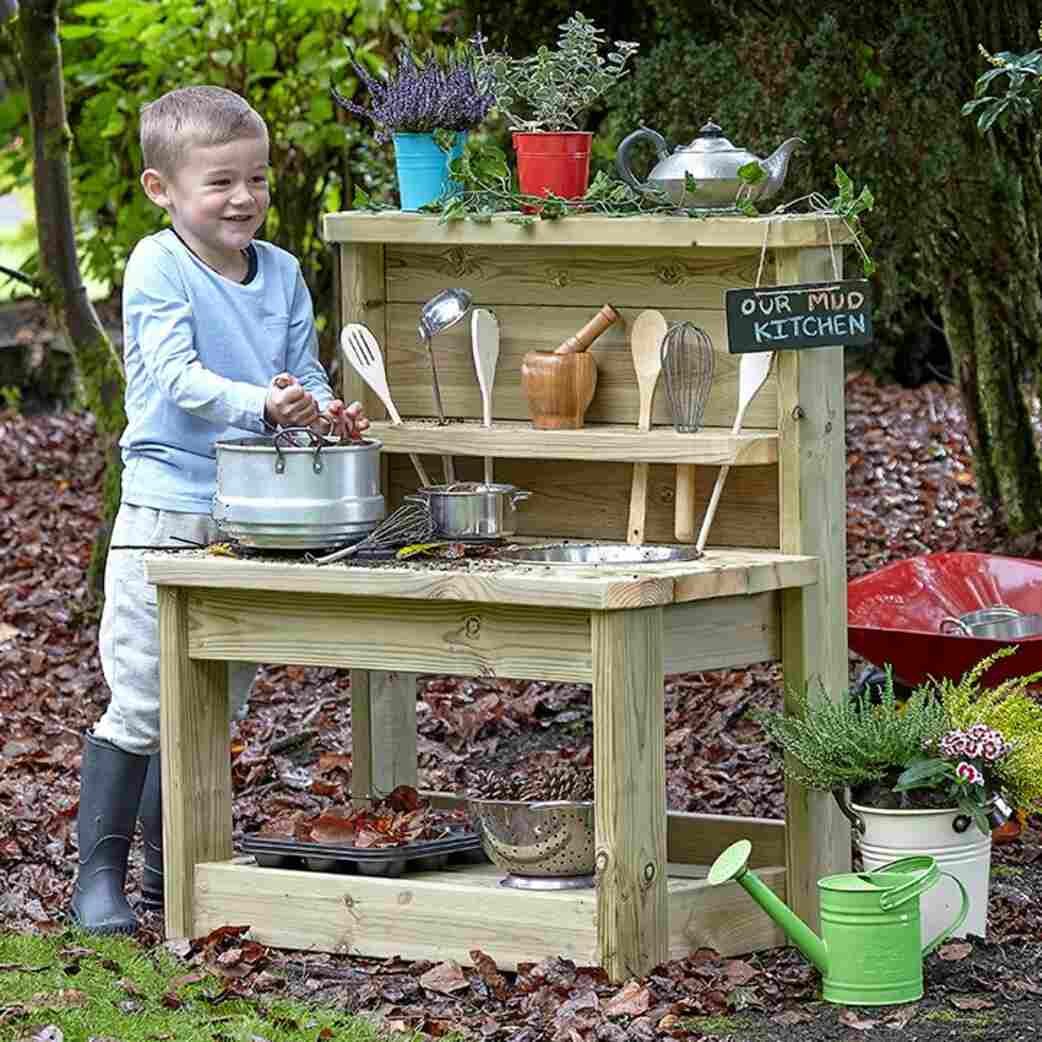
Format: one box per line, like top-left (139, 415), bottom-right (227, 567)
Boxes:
top-left (94, 503), bottom-right (256, 755)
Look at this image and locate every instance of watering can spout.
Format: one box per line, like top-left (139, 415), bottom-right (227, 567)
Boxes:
top-left (707, 841), bottom-right (829, 976)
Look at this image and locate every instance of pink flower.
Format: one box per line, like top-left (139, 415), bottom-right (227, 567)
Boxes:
top-left (968, 723), bottom-right (990, 739)
top-left (955, 761), bottom-right (984, 785)
top-left (980, 738), bottom-right (1006, 761)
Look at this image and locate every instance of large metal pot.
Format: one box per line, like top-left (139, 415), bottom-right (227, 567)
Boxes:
top-left (213, 427), bottom-right (384, 549)
top-left (410, 482), bottom-right (531, 540)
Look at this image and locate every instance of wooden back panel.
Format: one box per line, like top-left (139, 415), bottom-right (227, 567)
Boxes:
top-left (340, 241), bottom-right (781, 550)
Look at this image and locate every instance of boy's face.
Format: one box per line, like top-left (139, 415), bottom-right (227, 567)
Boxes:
top-left (141, 135), bottom-right (270, 273)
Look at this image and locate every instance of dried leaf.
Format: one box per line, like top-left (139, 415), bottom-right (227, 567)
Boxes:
top-left (950, 995), bottom-right (994, 1010)
top-left (838, 1009), bottom-right (879, 1030)
top-left (937, 941), bottom-right (973, 961)
top-left (419, 960), bottom-right (469, 995)
top-left (469, 949), bottom-right (509, 1001)
top-left (603, 980), bottom-right (651, 1017)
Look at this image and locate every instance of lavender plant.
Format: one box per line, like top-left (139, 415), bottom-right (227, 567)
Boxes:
top-left (477, 13), bottom-right (639, 133)
top-left (331, 45), bottom-right (494, 145)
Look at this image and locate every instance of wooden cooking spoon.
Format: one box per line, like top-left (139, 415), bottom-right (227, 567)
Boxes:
top-left (626, 309), bottom-right (668, 545)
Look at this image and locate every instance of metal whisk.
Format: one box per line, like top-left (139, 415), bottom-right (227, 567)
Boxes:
top-left (311, 499), bottom-right (434, 565)
top-left (661, 321), bottom-right (715, 433)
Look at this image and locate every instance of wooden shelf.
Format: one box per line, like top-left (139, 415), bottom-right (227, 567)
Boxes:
top-left (194, 858), bottom-right (787, 969)
top-left (369, 420), bottom-right (777, 466)
top-left (323, 211), bottom-right (854, 250)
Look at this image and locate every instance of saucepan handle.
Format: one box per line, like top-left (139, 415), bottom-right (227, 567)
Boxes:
top-left (940, 616), bottom-right (971, 636)
top-left (921, 872), bottom-right (969, 956)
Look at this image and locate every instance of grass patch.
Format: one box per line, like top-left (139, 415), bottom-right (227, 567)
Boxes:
top-left (0, 929), bottom-right (447, 1042)
top-left (680, 1012), bottom-right (760, 1037)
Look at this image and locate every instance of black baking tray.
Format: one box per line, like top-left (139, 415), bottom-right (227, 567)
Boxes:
top-left (241, 831), bottom-right (487, 877)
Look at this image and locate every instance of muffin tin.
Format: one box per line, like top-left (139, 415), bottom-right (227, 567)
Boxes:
top-left (241, 831), bottom-right (487, 877)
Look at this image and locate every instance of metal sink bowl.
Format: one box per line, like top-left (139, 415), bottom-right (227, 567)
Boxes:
top-left (495, 542), bottom-right (703, 566)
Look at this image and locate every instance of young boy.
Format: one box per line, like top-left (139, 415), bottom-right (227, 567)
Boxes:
top-left (71, 85), bottom-right (368, 933)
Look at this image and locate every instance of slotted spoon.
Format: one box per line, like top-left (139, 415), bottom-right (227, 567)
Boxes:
top-left (340, 323), bottom-right (431, 488)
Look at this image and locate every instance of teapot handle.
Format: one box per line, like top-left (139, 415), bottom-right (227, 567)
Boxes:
top-left (615, 126), bottom-right (670, 197)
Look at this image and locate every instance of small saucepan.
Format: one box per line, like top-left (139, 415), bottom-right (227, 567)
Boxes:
top-left (409, 482), bottom-right (532, 540)
top-left (940, 606), bottom-right (1042, 640)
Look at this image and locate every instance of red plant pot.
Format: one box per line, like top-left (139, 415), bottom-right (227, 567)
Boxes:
top-left (513, 132), bottom-right (592, 211)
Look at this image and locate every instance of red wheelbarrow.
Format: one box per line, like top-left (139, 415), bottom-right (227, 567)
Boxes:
top-left (848, 552), bottom-right (1042, 688)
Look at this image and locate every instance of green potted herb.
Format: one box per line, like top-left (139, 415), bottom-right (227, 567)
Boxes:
top-left (477, 13), bottom-right (638, 204)
top-left (332, 44), bottom-right (495, 212)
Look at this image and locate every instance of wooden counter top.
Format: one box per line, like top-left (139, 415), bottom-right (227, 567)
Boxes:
top-left (145, 546), bottom-right (817, 611)
top-left (322, 211), bottom-right (855, 250)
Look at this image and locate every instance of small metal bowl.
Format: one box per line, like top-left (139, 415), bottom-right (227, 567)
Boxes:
top-left (468, 799), bottom-right (595, 888)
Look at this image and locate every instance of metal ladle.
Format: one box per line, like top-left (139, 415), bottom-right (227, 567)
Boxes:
top-left (418, 287), bottom-right (472, 482)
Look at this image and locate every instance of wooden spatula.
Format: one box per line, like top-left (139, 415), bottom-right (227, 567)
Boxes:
top-left (626, 309), bottom-right (668, 545)
top-left (695, 350), bottom-right (774, 552)
top-left (470, 308), bottom-right (500, 485)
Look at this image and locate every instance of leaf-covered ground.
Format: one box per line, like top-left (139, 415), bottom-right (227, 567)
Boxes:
top-left (3, 372), bottom-right (1042, 1040)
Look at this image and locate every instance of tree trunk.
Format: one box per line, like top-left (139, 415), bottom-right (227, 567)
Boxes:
top-left (16, 0), bottom-right (126, 592)
top-left (923, 1), bottom-right (1042, 535)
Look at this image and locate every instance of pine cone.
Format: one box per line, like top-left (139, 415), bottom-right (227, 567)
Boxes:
top-left (519, 764), bottom-right (593, 802)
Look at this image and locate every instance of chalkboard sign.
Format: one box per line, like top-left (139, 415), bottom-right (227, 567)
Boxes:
top-left (725, 279), bottom-right (873, 354)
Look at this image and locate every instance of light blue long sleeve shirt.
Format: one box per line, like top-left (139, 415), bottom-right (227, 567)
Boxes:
top-left (119, 229), bottom-right (334, 512)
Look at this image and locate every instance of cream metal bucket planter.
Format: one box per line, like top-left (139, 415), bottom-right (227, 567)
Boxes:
top-left (851, 803), bottom-right (991, 940)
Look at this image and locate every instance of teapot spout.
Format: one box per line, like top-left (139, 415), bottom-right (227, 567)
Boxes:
top-left (758, 137), bottom-right (803, 201)
top-left (707, 841), bottom-right (828, 975)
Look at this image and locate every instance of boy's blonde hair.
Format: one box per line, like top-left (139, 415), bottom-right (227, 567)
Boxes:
top-left (140, 86), bottom-right (268, 177)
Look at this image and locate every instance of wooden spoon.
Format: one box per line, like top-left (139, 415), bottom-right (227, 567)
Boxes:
top-left (695, 350), bottom-right (774, 552)
top-left (470, 308), bottom-right (500, 485)
top-left (626, 309), bottom-right (668, 545)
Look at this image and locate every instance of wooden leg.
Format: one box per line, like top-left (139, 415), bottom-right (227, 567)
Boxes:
top-left (158, 587), bottom-right (232, 940)
top-left (780, 584), bottom-right (850, 934)
top-left (776, 247), bottom-right (851, 932)
top-left (350, 669), bottom-right (418, 802)
top-left (592, 607), bottom-right (667, 980)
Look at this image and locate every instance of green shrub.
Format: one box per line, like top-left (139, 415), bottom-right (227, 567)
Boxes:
top-left (0, 0), bottom-right (448, 357)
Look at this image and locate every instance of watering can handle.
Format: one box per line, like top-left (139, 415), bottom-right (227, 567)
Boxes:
top-left (921, 872), bottom-right (970, 956)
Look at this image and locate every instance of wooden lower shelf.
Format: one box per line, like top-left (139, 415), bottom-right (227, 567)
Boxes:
top-left (195, 859), bottom-right (787, 967)
top-left (369, 419), bottom-right (777, 466)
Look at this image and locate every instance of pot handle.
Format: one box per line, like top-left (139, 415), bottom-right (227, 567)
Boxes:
top-left (832, 789), bottom-right (865, 834)
top-left (615, 126), bottom-right (671, 197)
top-left (510, 490), bottom-right (532, 507)
top-left (921, 872), bottom-right (970, 956)
top-left (272, 426), bottom-right (325, 475)
top-left (940, 616), bottom-right (971, 636)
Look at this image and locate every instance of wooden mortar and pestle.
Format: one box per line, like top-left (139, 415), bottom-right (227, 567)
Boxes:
top-left (520, 304), bottom-right (619, 429)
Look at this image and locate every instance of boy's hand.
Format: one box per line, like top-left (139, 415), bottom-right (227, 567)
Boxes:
top-left (320, 399), bottom-right (370, 441)
top-left (265, 373), bottom-right (318, 428)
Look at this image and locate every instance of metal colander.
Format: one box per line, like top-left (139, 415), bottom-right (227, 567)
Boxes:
top-left (468, 799), bottom-right (595, 886)
top-left (661, 321), bottom-right (715, 432)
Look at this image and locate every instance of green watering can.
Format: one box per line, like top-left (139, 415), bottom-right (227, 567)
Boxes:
top-left (707, 841), bottom-right (969, 1006)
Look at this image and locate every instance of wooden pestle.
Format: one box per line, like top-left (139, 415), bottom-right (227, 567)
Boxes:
top-left (553, 304), bottom-right (619, 355)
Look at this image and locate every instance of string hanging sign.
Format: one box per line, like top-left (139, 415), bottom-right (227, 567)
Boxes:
top-left (724, 192), bottom-right (874, 355)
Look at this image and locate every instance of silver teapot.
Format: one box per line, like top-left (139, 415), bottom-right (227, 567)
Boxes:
top-left (615, 120), bottom-right (802, 211)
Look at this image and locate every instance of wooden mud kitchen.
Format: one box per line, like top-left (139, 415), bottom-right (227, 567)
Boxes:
top-left (146, 212), bottom-right (852, 981)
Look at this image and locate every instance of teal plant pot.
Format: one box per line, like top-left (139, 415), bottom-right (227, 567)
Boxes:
top-left (392, 131), bottom-right (466, 212)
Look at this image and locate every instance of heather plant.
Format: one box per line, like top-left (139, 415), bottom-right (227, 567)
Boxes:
top-left (477, 12), bottom-right (639, 133)
top-left (754, 668), bottom-right (949, 796)
top-left (332, 44), bottom-right (494, 144)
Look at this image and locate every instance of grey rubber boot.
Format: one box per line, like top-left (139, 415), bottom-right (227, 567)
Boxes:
top-left (138, 753), bottom-right (164, 911)
top-left (70, 731), bottom-right (149, 934)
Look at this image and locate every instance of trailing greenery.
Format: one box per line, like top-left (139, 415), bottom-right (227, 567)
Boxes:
top-left (0, 928), bottom-right (452, 1041)
top-left (754, 667), bottom-right (949, 794)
